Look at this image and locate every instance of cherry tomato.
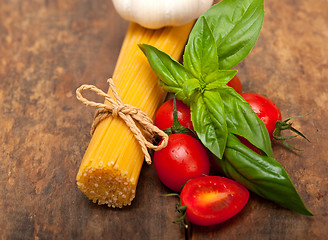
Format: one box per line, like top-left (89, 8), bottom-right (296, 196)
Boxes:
top-left (238, 136), bottom-right (262, 155)
top-left (227, 75), bottom-right (242, 94)
top-left (154, 133), bottom-right (210, 192)
top-left (154, 99), bottom-right (193, 131)
top-left (241, 92), bottom-right (282, 140)
top-left (180, 176), bottom-right (249, 226)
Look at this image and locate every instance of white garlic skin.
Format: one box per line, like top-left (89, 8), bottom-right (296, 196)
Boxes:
top-left (112, 0), bottom-right (214, 29)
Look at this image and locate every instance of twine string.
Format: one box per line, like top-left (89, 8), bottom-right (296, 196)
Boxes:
top-left (76, 78), bottom-right (169, 165)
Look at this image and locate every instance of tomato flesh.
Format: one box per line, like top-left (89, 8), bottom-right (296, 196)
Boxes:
top-left (154, 133), bottom-right (210, 192)
top-left (154, 98), bottom-right (193, 131)
top-left (180, 176), bottom-right (249, 226)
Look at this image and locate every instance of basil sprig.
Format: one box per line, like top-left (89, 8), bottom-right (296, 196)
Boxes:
top-left (140, 0), bottom-right (312, 215)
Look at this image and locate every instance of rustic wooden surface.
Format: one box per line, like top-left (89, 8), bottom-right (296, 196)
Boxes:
top-left (0, 0), bottom-right (327, 239)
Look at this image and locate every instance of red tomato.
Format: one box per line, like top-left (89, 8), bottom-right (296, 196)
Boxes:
top-left (154, 99), bottom-right (193, 131)
top-left (153, 133), bottom-right (210, 192)
top-left (241, 92), bottom-right (282, 140)
top-left (227, 75), bottom-right (243, 94)
top-left (238, 136), bottom-right (262, 155)
top-left (180, 176), bottom-right (249, 226)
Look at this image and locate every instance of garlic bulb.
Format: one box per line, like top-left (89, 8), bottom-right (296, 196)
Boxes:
top-left (112, 0), bottom-right (214, 29)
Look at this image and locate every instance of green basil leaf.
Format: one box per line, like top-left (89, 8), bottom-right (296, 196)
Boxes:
top-left (214, 133), bottom-right (313, 216)
top-left (205, 70), bottom-right (237, 86)
top-left (202, 0), bottom-right (265, 69)
top-left (191, 91), bottom-right (227, 158)
top-left (183, 78), bottom-right (200, 100)
top-left (218, 85), bottom-right (273, 157)
top-left (183, 16), bottom-right (219, 78)
top-left (157, 80), bottom-right (188, 104)
top-left (139, 44), bottom-right (192, 102)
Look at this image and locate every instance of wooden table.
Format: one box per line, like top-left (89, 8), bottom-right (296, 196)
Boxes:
top-left (1, 0), bottom-right (327, 239)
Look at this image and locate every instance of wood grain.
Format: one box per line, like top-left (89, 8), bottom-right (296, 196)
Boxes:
top-left (0, 0), bottom-right (327, 239)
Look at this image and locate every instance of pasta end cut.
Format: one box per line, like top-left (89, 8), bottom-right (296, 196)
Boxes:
top-left (76, 167), bottom-right (137, 208)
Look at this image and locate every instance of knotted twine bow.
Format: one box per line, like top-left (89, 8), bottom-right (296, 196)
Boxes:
top-left (76, 78), bottom-right (169, 165)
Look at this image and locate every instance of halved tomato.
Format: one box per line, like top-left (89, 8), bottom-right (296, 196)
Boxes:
top-left (180, 176), bottom-right (249, 226)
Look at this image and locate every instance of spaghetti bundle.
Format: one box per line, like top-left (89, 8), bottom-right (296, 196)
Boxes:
top-left (76, 22), bottom-right (194, 208)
